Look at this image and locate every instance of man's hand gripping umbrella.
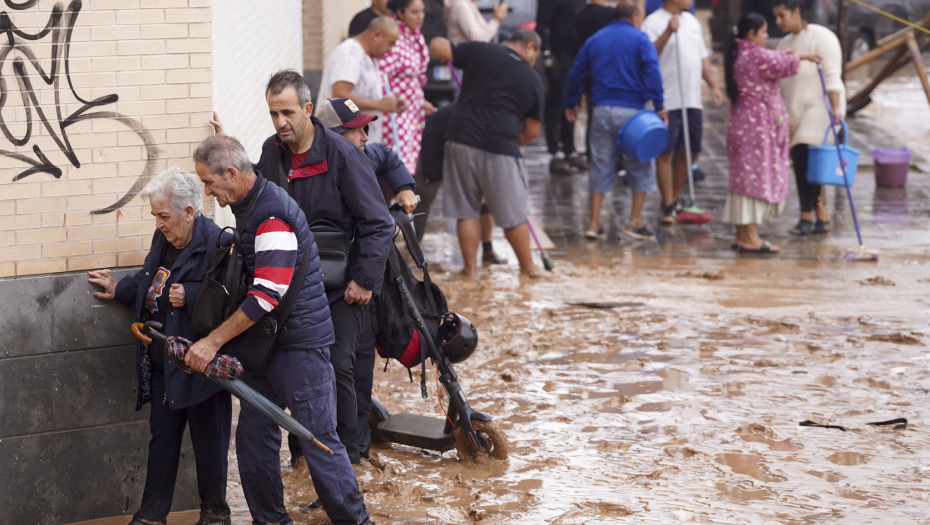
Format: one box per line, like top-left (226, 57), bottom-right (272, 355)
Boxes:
top-left (131, 321), bottom-right (334, 455)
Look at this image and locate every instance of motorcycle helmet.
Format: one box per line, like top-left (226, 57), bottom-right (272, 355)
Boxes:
top-left (437, 312), bottom-right (478, 363)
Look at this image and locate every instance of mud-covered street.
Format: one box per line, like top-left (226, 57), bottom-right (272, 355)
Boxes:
top-left (74, 60), bottom-right (930, 525)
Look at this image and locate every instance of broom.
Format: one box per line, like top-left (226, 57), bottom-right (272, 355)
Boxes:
top-left (673, 31), bottom-right (712, 225)
top-left (816, 64), bottom-right (878, 261)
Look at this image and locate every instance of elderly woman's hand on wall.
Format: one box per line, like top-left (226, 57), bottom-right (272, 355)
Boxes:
top-left (88, 269), bottom-right (117, 300)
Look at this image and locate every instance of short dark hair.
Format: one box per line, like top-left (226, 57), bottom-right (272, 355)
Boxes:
top-left (615, 0), bottom-right (639, 20)
top-left (266, 69), bottom-right (313, 107)
top-left (507, 29), bottom-right (541, 49)
top-left (773, 0), bottom-right (810, 19)
top-left (387, 0), bottom-right (417, 13)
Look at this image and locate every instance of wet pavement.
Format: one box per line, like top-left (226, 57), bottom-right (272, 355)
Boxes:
top-left (74, 69), bottom-right (930, 524)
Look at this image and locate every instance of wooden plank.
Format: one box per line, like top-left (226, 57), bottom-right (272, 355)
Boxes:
top-left (528, 217), bottom-right (556, 251)
top-left (906, 31), bottom-right (930, 107)
top-left (845, 32), bottom-right (908, 72)
top-left (848, 45), bottom-right (910, 108)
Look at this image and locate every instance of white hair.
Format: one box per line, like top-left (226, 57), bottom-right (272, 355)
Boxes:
top-left (140, 167), bottom-right (204, 217)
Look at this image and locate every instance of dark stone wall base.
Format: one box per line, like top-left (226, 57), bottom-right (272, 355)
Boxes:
top-left (0, 270), bottom-right (200, 524)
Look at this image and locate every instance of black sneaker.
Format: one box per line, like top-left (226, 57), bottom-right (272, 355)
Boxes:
top-left (482, 249), bottom-right (506, 265)
top-left (813, 220), bottom-right (831, 234)
top-left (788, 219), bottom-right (813, 236)
top-left (565, 154), bottom-right (589, 170)
top-left (624, 224), bottom-right (656, 240)
top-left (549, 157), bottom-right (571, 175)
top-left (660, 204), bottom-right (678, 225)
top-left (584, 226), bottom-right (606, 240)
top-left (300, 498), bottom-right (324, 513)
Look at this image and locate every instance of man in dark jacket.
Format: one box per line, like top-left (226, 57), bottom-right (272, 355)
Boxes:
top-left (536, 0), bottom-right (589, 175)
top-left (188, 135), bottom-right (373, 525)
top-left (254, 70), bottom-right (393, 466)
top-left (286, 97), bottom-right (417, 464)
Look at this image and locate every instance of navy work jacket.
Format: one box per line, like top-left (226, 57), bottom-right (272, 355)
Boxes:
top-left (115, 215), bottom-right (224, 411)
top-left (255, 117), bottom-right (393, 302)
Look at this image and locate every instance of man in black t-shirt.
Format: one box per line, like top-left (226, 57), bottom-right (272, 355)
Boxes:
top-left (429, 30), bottom-right (547, 278)
top-left (348, 0), bottom-right (390, 36)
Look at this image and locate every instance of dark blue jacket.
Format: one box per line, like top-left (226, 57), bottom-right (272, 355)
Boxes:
top-left (363, 143), bottom-right (415, 194)
top-left (255, 118), bottom-right (393, 301)
top-left (114, 215), bottom-right (224, 411)
top-left (230, 172), bottom-right (335, 351)
top-left (565, 20), bottom-right (665, 111)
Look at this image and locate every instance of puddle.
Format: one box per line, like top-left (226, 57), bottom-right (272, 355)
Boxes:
top-left (716, 453), bottom-right (787, 482)
top-left (739, 434), bottom-right (803, 452)
top-left (715, 483), bottom-right (772, 502)
top-left (806, 470), bottom-right (843, 482)
top-left (827, 452), bottom-right (870, 466)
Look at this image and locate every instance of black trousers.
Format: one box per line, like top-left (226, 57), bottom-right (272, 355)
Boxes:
top-left (135, 370), bottom-right (232, 523)
top-left (791, 144), bottom-right (824, 213)
top-left (325, 299), bottom-right (365, 463)
top-left (354, 307), bottom-right (377, 458)
top-left (289, 304), bottom-right (377, 463)
top-left (544, 52), bottom-right (577, 157)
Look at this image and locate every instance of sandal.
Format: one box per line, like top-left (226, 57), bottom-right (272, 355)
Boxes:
top-left (739, 241), bottom-right (780, 254)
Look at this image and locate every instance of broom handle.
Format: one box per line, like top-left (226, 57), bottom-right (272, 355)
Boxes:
top-left (818, 64), bottom-right (864, 247)
top-left (675, 31), bottom-right (697, 204)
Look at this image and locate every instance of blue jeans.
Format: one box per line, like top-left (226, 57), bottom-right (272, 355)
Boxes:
top-left (236, 348), bottom-right (370, 525)
top-left (590, 105), bottom-right (656, 195)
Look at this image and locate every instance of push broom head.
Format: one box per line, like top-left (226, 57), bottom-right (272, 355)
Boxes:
top-left (676, 208), bottom-right (713, 225)
top-left (843, 245), bottom-right (879, 261)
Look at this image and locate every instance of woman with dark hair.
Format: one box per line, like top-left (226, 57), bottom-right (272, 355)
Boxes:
top-left (724, 13), bottom-right (817, 253)
top-left (774, 0), bottom-right (846, 235)
top-left (379, 0), bottom-right (434, 173)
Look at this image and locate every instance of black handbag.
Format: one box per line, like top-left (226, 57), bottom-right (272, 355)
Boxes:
top-left (190, 179), bottom-right (310, 373)
top-left (309, 219), bottom-right (353, 290)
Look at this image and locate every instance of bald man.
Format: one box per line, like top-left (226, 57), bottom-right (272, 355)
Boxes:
top-left (317, 16), bottom-right (407, 144)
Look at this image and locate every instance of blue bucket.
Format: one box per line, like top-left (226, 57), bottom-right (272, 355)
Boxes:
top-left (807, 120), bottom-right (859, 186)
top-left (616, 110), bottom-right (668, 161)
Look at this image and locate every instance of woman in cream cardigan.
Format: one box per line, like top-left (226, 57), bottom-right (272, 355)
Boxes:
top-left (774, 0), bottom-right (846, 236)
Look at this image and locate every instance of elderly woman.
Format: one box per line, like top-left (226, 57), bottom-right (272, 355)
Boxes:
top-left (87, 167), bottom-right (231, 525)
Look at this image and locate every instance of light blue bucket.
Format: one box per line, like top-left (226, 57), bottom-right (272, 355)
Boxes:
top-left (807, 120), bottom-right (859, 186)
top-left (616, 110), bottom-right (668, 161)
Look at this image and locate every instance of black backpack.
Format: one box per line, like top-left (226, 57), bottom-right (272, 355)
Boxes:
top-left (370, 209), bottom-right (448, 388)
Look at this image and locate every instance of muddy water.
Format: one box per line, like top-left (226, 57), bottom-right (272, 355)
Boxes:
top-left (200, 256), bottom-right (930, 525)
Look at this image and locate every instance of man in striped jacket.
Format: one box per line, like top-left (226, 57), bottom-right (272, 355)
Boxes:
top-left (187, 135), bottom-right (374, 525)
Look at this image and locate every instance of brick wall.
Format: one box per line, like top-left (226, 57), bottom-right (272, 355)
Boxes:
top-left (0, 0), bottom-right (218, 277)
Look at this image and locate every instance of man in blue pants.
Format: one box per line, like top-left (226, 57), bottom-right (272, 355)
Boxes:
top-left (187, 135), bottom-right (373, 525)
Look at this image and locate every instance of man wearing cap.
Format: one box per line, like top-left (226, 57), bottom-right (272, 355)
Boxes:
top-left (212, 69), bottom-right (394, 471)
top-left (285, 97), bottom-right (417, 466)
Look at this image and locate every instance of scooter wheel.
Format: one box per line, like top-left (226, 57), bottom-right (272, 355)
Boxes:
top-left (454, 420), bottom-right (509, 461)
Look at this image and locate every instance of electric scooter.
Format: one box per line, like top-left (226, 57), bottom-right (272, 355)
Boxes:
top-left (367, 206), bottom-right (508, 460)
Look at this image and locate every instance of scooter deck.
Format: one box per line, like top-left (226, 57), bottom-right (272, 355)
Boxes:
top-left (372, 412), bottom-right (455, 453)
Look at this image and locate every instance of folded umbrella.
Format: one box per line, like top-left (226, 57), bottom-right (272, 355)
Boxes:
top-left (132, 322), bottom-right (333, 455)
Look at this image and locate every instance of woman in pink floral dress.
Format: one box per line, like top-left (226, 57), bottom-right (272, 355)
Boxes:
top-left (379, 0), bottom-right (435, 173)
top-left (724, 13), bottom-right (817, 253)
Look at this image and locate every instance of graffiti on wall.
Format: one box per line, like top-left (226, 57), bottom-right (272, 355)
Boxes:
top-left (0, 0), bottom-right (159, 214)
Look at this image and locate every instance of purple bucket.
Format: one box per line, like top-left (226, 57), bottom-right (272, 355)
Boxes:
top-left (873, 148), bottom-right (910, 188)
